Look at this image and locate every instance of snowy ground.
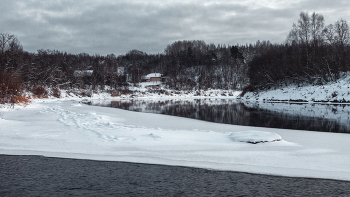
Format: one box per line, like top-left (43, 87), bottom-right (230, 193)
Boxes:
top-left (243, 74), bottom-right (350, 102)
top-left (1, 98), bottom-right (350, 181)
top-left (127, 82), bottom-right (241, 99)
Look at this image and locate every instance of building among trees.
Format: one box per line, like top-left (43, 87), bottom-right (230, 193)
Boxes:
top-left (142, 73), bottom-right (164, 82)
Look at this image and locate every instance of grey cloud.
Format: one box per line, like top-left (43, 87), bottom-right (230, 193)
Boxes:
top-left (1, 0), bottom-right (350, 55)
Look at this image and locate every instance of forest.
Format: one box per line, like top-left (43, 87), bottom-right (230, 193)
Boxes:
top-left (1, 11), bottom-right (349, 103)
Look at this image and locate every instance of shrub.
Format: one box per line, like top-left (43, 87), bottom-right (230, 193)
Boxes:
top-left (108, 90), bottom-right (120, 97)
top-left (111, 88), bottom-right (132, 96)
top-left (0, 70), bottom-right (23, 104)
top-left (32, 86), bottom-right (48, 98)
top-left (52, 87), bottom-right (61, 98)
top-left (331, 91), bottom-right (338, 98)
top-left (11, 95), bottom-right (30, 105)
top-left (239, 85), bottom-right (255, 97)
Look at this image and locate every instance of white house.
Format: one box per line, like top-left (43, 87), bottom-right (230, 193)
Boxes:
top-left (142, 73), bottom-right (163, 82)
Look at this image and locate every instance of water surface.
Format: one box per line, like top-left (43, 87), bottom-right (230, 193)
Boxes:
top-left (2, 155), bottom-right (350, 196)
top-left (87, 99), bottom-right (350, 133)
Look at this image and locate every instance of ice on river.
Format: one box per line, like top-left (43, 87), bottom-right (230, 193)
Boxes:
top-left (1, 99), bottom-right (350, 181)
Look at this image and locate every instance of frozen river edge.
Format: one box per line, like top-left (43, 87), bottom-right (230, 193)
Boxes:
top-left (1, 99), bottom-right (350, 181)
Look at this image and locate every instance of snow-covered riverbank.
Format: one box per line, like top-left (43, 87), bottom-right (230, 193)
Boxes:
top-left (243, 75), bottom-right (350, 102)
top-left (1, 98), bottom-right (350, 181)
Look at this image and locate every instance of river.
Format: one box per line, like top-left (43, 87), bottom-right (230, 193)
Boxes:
top-left (87, 98), bottom-right (350, 133)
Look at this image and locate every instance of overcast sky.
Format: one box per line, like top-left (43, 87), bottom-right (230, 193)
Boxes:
top-left (1, 0), bottom-right (350, 55)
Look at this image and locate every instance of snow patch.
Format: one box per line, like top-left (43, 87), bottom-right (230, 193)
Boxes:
top-left (71, 103), bottom-right (82, 107)
top-left (229, 130), bottom-right (282, 144)
top-left (243, 73), bottom-right (350, 102)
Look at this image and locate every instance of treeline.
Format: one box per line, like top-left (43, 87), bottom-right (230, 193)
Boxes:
top-left (116, 41), bottom-right (252, 90)
top-left (0, 32), bottom-right (254, 103)
top-left (162, 41), bottom-right (250, 90)
top-left (0, 36), bottom-right (252, 99)
top-left (249, 12), bottom-right (350, 89)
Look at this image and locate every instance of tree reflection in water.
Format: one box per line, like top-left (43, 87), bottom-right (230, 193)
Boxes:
top-left (87, 99), bottom-right (350, 133)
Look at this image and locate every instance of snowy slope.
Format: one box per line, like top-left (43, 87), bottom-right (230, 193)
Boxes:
top-left (243, 74), bottom-right (350, 102)
top-left (1, 99), bottom-right (350, 181)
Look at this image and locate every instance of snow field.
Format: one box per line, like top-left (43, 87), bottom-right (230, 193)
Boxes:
top-left (1, 99), bottom-right (350, 181)
top-left (128, 84), bottom-right (242, 99)
top-left (243, 74), bottom-right (350, 102)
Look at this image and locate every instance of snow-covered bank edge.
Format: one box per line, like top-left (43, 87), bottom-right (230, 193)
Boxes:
top-left (242, 75), bottom-right (350, 103)
top-left (1, 88), bottom-right (241, 111)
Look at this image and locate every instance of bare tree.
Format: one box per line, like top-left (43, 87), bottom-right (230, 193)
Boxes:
top-left (0, 33), bottom-right (24, 79)
top-left (334, 19), bottom-right (349, 46)
top-left (334, 19), bottom-right (350, 71)
top-left (310, 12), bottom-right (325, 47)
top-left (298, 12), bottom-right (311, 45)
top-left (287, 12), bottom-right (324, 46)
top-left (324, 24), bottom-right (336, 45)
top-left (286, 23), bottom-right (299, 45)
top-left (0, 33), bottom-right (17, 54)
top-left (8, 38), bottom-right (23, 54)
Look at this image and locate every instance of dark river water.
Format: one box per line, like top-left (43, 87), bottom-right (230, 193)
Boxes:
top-left (2, 155), bottom-right (350, 196)
top-left (87, 99), bottom-right (350, 133)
